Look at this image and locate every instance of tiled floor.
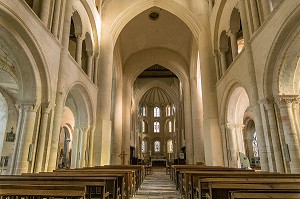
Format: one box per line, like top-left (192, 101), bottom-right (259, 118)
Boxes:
top-left (133, 167), bottom-right (182, 199)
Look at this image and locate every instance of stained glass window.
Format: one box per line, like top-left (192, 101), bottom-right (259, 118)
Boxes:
top-left (252, 132), bottom-right (259, 157)
top-left (154, 106), bottom-right (160, 117)
top-left (141, 141), bottom-right (146, 153)
top-left (167, 140), bottom-right (173, 153)
top-left (168, 121), bottom-right (172, 132)
top-left (154, 141), bottom-right (160, 152)
top-left (154, 121), bottom-right (160, 133)
top-left (166, 106), bottom-right (171, 116)
top-left (142, 121), bottom-right (145, 132)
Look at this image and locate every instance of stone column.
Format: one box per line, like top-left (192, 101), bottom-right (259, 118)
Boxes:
top-left (249, 0), bottom-right (260, 32)
top-left (15, 104), bottom-right (37, 174)
top-left (213, 50), bottom-right (220, 80)
top-left (10, 104), bottom-right (24, 174)
top-left (208, 0), bottom-right (213, 11)
top-left (88, 125), bottom-right (95, 167)
top-left (111, 77), bottom-right (123, 165)
top-left (80, 126), bottom-right (89, 168)
top-left (263, 99), bottom-right (285, 173)
top-left (261, 0), bottom-right (271, 21)
top-left (219, 48), bottom-right (228, 75)
top-left (34, 102), bottom-right (53, 173)
top-left (75, 34), bottom-right (84, 67)
top-left (52, 0), bottom-right (62, 38)
top-left (239, 0), bottom-right (250, 42)
top-left (276, 96), bottom-right (300, 173)
top-left (190, 76), bottom-right (205, 164)
top-left (94, 37), bottom-right (113, 166)
top-left (122, 77), bottom-right (131, 165)
top-left (47, 0), bottom-right (73, 172)
top-left (183, 80), bottom-right (194, 164)
top-left (40, 0), bottom-right (52, 27)
top-left (228, 30), bottom-right (238, 59)
top-left (220, 124), bottom-right (229, 167)
top-left (93, 55), bottom-right (99, 84)
top-left (226, 124), bottom-right (238, 168)
top-left (238, 0), bottom-right (269, 171)
top-left (87, 51), bottom-right (94, 79)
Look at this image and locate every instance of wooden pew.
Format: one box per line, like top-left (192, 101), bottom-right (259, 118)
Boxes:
top-left (102, 165), bottom-right (145, 190)
top-left (0, 175), bottom-right (107, 199)
top-left (230, 191), bottom-right (300, 199)
top-left (27, 171), bottom-right (125, 199)
top-left (174, 166), bottom-right (254, 198)
top-left (52, 167), bottom-right (134, 198)
top-left (0, 184), bottom-right (86, 199)
top-left (208, 182), bottom-right (300, 199)
top-left (197, 173), bottom-right (300, 198)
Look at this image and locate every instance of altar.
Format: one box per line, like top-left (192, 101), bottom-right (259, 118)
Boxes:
top-left (151, 159), bottom-right (167, 167)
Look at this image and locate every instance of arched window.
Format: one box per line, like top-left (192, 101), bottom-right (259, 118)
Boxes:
top-left (154, 141), bottom-right (160, 152)
top-left (166, 106), bottom-right (171, 116)
top-left (142, 121), bottom-right (145, 132)
top-left (154, 121), bottom-right (160, 133)
top-left (168, 121), bottom-right (172, 132)
top-left (252, 132), bottom-right (259, 157)
top-left (154, 106), bottom-right (160, 117)
top-left (141, 140), bottom-right (146, 153)
top-left (167, 140), bottom-right (173, 153)
top-left (142, 106), bottom-right (146, 116)
top-left (172, 106), bottom-right (176, 115)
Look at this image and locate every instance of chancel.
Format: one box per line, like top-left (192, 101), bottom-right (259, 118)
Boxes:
top-left (1, 0), bottom-right (300, 198)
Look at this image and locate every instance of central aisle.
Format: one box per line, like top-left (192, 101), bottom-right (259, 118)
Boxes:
top-left (133, 167), bottom-right (182, 199)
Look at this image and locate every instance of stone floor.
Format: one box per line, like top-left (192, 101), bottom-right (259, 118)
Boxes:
top-left (132, 167), bottom-right (182, 199)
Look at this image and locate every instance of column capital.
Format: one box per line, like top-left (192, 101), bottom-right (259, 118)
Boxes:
top-left (227, 29), bottom-right (238, 37)
top-left (275, 95), bottom-right (299, 108)
top-left (258, 97), bottom-right (274, 110)
top-left (212, 49), bottom-right (219, 56)
top-left (75, 33), bottom-right (85, 40)
top-left (41, 101), bottom-right (56, 114)
top-left (17, 100), bottom-right (39, 112)
top-left (219, 46), bottom-right (228, 54)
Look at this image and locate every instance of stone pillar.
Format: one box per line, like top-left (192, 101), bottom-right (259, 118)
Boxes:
top-left (34, 102), bottom-right (53, 173)
top-left (183, 80), bottom-right (194, 164)
top-left (213, 50), bottom-right (220, 80)
top-left (93, 55), bottom-right (99, 84)
top-left (71, 126), bottom-right (81, 168)
top-left (219, 49), bottom-right (228, 75)
top-left (88, 125), bottom-right (95, 167)
top-left (261, 0), bottom-right (271, 21)
top-left (40, 0), bottom-right (52, 27)
top-left (10, 104), bottom-right (24, 174)
top-left (220, 124), bottom-right (229, 167)
top-left (122, 77), bottom-right (131, 165)
top-left (47, 92), bottom-right (65, 171)
top-left (226, 124), bottom-right (238, 168)
top-left (208, 0), bottom-right (213, 11)
top-left (249, 0), bottom-right (260, 32)
top-left (47, 0), bottom-right (73, 172)
top-left (87, 51), bottom-right (94, 79)
top-left (190, 76), bottom-right (205, 164)
top-left (239, 0), bottom-right (250, 42)
top-left (276, 96), bottom-right (300, 173)
top-left (52, 0), bottom-right (62, 38)
top-left (15, 104), bottom-right (37, 174)
top-left (264, 99), bottom-right (285, 173)
top-left (112, 78), bottom-right (123, 165)
top-left (228, 30), bottom-right (238, 59)
top-left (238, 0), bottom-right (269, 171)
top-left (94, 37), bottom-right (113, 166)
top-left (75, 34), bottom-right (84, 67)
top-left (80, 126), bottom-right (89, 168)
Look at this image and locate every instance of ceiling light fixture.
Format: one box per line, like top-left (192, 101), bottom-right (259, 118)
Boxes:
top-left (149, 11), bottom-right (160, 20)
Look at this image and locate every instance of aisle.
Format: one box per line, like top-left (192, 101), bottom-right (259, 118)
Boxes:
top-left (133, 167), bottom-right (182, 199)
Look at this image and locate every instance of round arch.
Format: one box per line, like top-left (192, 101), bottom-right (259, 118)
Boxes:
top-left (64, 82), bottom-right (95, 127)
top-left (0, 6), bottom-right (51, 103)
top-left (264, 5), bottom-right (300, 97)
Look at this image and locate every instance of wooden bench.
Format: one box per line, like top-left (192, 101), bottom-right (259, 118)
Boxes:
top-left (208, 182), bottom-right (300, 199)
top-left (0, 175), bottom-right (107, 199)
top-left (230, 191), bottom-right (300, 199)
top-left (197, 174), bottom-right (300, 199)
top-left (0, 184), bottom-right (86, 199)
top-left (52, 167), bottom-right (135, 198)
